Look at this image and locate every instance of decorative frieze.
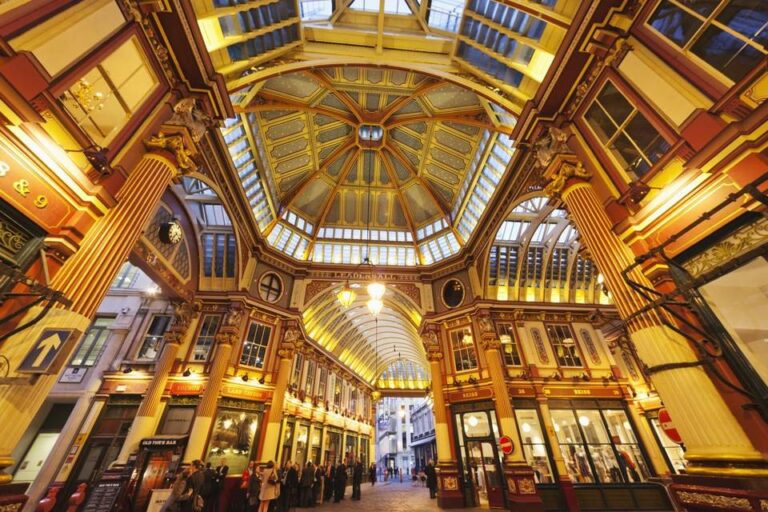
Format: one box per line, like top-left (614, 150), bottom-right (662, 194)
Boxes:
top-left (682, 216), bottom-right (768, 279)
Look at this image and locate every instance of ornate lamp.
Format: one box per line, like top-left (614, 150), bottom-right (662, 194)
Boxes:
top-left (367, 298), bottom-right (383, 317)
top-left (337, 280), bottom-right (356, 308)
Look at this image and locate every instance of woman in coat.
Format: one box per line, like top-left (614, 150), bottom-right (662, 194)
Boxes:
top-left (258, 461), bottom-right (279, 512)
top-left (247, 465), bottom-right (261, 511)
top-left (160, 469), bottom-right (189, 512)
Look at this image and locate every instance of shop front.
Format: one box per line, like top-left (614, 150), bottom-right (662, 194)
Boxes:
top-left (204, 399), bottom-right (264, 476)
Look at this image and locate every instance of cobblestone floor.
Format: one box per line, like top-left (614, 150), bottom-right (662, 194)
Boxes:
top-left (312, 480), bottom-right (483, 512)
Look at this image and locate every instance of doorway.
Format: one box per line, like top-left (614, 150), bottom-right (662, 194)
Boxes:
top-left (453, 403), bottom-right (505, 509)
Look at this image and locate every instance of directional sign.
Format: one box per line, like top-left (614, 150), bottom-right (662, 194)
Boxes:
top-left (18, 328), bottom-right (80, 374)
top-left (499, 435), bottom-right (514, 455)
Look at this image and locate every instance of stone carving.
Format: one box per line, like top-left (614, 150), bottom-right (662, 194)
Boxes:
top-left (676, 491), bottom-right (751, 510)
top-left (506, 477), bottom-right (516, 494)
top-left (517, 478), bottom-right (536, 494)
top-left (145, 132), bottom-right (198, 173)
top-left (441, 476), bottom-right (458, 491)
top-left (279, 321), bottom-right (304, 358)
top-left (477, 312), bottom-right (495, 335)
top-left (682, 216), bottom-right (768, 278)
top-left (532, 126), bottom-right (570, 169)
top-left (168, 98), bottom-right (214, 143)
top-left (544, 161), bottom-right (592, 198)
top-left (579, 328), bottom-right (601, 365)
top-left (531, 328), bottom-right (549, 364)
top-left (421, 328), bottom-right (442, 361)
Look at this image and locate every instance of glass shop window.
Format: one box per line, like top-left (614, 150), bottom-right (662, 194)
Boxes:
top-left (158, 406), bottom-right (196, 435)
top-left (450, 327), bottom-right (479, 372)
top-left (281, 421), bottom-right (295, 465)
top-left (204, 408), bottom-right (262, 475)
top-left (545, 323), bottom-right (583, 367)
top-left (290, 353), bottom-right (304, 388)
top-left (192, 315), bottom-right (221, 361)
top-left (136, 314), bottom-right (172, 360)
top-left (304, 359), bottom-right (316, 396)
top-left (647, 0), bottom-right (767, 83)
top-left (60, 37), bottom-right (158, 145)
top-left (461, 412), bottom-right (491, 438)
top-left (496, 321), bottom-right (523, 366)
top-left (317, 366), bottom-right (328, 401)
top-left (349, 388), bottom-right (358, 414)
top-left (514, 409), bottom-right (554, 483)
top-left (69, 316), bottom-right (113, 367)
top-left (551, 408), bottom-right (651, 485)
top-left (240, 321), bottom-right (271, 368)
top-left (650, 417), bottom-right (687, 474)
top-left (295, 423), bottom-right (310, 466)
top-left (333, 375), bottom-right (343, 408)
top-left (585, 81), bottom-right (670, 181)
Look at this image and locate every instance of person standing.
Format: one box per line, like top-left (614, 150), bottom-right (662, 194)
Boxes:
top-left (182, 460), bottom-right (205, 512)
top-left (300, 461), bottom-right (314, 507)
top-left (258, 461), bottom-right (279, 512)
top-left (201, 462), bottom-right (216, 511)
top-left (276, 461), bottom-right (291, 512)
top-left (368, 464), bottom-right (376, 486)
top-left (333, 461), bottom-right (346, 503)
top-left (425, 459), bottom-right (438, 499)
top-left (286, 462), bottom-right (300, 509)
top-left (161, 468), bottom-right (190, 512)
top-left (312, 461), bottom-right (323, 506)
top-left (324, 462), bottom-right (335, 503)
top-left (351, 459), bottom-right (363, 501)
top-left (246, 463), bottom-right (261, 511)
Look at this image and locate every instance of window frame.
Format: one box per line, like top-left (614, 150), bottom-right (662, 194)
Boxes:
top-left (449, 326), bottom-right (479, 373)
top-left (135, 313), bottom-right (173, 361)
top-left (578, 74), bottom-right (678, 187)
top-left (239, 321), bottom-right (272, 369)
top-left (544, 323), bottom-right (584, 368)
top-left (68, 315), bottom-right (114, 368)
top-left (495, 321), bottom-right (525, 367)
top-left (190, 314), bottom-right (221, 362)
top-left (635, 0), bottom-right (767, 97)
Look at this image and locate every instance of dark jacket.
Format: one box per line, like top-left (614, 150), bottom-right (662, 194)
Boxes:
top-left (426, 464), bottom-right (438, 489)
top-left (352, 463), bottom-right (363, 485)
top-left (301, 464), bottom-right (315, 487)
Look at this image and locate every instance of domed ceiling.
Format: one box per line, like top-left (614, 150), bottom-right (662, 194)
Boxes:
top-left (223, 65), bottom-right (517, 266)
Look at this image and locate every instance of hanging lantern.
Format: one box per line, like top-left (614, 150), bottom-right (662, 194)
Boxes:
top-left (337, 281), bottom-right (356, 307)
top-left (367, 281), bottom-right (385, 300)
top-left (371, 389), bottom-right (382, 402)
top-left (367, 298), bottom-right (383, 316)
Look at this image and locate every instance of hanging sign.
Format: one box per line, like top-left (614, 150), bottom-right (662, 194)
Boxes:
top-left (658, 408), bottom-right (682, 444)
top-left (499, 435), bottom-right (515, 455)
top-left (17, 328), bottom-right (81, 374)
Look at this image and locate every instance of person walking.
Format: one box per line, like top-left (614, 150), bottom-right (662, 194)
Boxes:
top-left (240, 461), bottom-right (255, 512)
top-left (426, 459), bottom-right (438, 499)
top-left (351, 459), bottom-right (363, 501)
top-left (368, 464), bottom-right (376, 486)
top-left (286, 462), bottom-right (300, 509)
top-left (276, 462), bottom-right (291, 512)
top-left (181, 460), bottom-right (205, 512)
top-left (246, 463), bottom-right (261, 511)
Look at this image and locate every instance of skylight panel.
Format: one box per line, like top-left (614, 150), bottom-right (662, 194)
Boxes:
top-left (428, 0), bottom-right (464, 31)
top-left (299, 0), bottom-right (333, 20)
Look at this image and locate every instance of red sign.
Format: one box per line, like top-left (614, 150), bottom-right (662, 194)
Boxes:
top-left (499, 435), bottom-right (514, 455)
top-left (658, 409), bottom-right (682, 444)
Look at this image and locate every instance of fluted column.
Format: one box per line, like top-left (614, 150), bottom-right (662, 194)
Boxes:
top-left (543, 155), bottom-right (762, 473)
top-left (184, 307), bottom-right (242, 463)
top-left (0, 131), bottom-right (196, 482)
top-left (477, 313), bottom-right (544, 512)
top-left (118, 302), bottom-right (201, 462)
top-left (259, 321), bottom-right (303, 462)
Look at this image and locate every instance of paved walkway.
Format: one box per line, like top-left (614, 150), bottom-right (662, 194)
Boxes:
top-left (313, 480), bottom-right (482, 512)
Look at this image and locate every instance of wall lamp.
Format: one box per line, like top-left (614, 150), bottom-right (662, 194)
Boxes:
top-left (241, 374), bottom-right (249, 382)
top-left (182, 368), bottom-right (192, 377)
top-left (122, 366), bottom-right (133, 374)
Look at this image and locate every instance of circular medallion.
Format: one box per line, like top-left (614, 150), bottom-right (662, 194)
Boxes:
top-left (442, 279), bottom-right (465, 308)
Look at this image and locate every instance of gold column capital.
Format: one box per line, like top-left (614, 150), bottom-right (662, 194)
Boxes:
top-left (144, 126), bottom-right (198, 174)
top-left (165, 300), bottom-right (202, 344)
top-left (279, 320), bottom-right (304, 359)
top-left (421, 327), bottom-right (442, 361)
top-left (542, 156), bottom-right (592, 199)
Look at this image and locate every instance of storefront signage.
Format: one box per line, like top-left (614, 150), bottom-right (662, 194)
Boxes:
top-left (168, 381), bottom-right (205, 395)
top-left (221, 383), bottom-right (272, 401)
top-left (658, 408), bottom-right (682, 444)
top-left (100, 379), bottom-right (149, 395)
top-left (542, 387), bottom-right (622, 398)
top-left (447, 387), bottom-right (493, 403)
top-left (140, 437), bottom-right (187, 449)
top-left (498, 435), bottom-right (514, 455)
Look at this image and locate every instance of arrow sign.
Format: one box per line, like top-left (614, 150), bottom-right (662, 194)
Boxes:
top-left (18, 329), bottom-right (80, 374)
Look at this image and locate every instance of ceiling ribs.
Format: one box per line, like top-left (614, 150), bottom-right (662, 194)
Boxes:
top-left (236, 99), bottom-right (358, 126)
top-left (279, 138), bottom-right (357, 207)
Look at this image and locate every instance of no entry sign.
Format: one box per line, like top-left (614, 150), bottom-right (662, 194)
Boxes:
top-left (499, 435), bottom-right (514, 455)
top-left (658, 408), bottom-right (682, 444)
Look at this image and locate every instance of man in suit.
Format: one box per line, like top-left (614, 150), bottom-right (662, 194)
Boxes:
top-left (426, 459), bottom-right (438, 499)
top-left (333, 462), bottom-right (346, 503)
top-left (208, 458), bottom-right (228, 512)
top-left (351, 459), bottom-right (363, 500)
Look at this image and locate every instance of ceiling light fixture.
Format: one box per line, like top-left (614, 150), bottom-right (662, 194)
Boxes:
top-left (337, 280), bottom-right (356, 308)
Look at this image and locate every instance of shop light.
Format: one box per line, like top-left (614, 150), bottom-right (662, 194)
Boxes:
top-left (579, 415), bottom-right (590, 427)
top-left (337, 281), bottom-right (357, 308)
top-left (467, 415), bottom-right (479, 427)
top-left (499, 334), bottom-right (512, 344)
top-left (223, 419), bottom-right (233, 429)
top-left (522, 422), bottom-right (531, 433)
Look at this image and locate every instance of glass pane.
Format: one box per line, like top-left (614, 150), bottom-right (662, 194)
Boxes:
top-left (515, 409), bottom-right (554, 483)
top-left (576, 410), bottom-right (610, 444)
top-left (603, 410), bottom-right (637, 443)
top-left (205, 409), bottom-right (261, 475)
top-left (551, 410), bottom-right (583, 444)
top-left (597, 82), bottom-right (633, 125)
top-left (609, 132), bottom-right (646, 175)
top-left (716, 2), bottom-right (768, 43)
top-left (624, 113), bottom-right (669, 164)
top-left (588, 444), bottom-right (622, 483)
top-left (692, 25), bottom-right (764, 81)
top-left (463, 412), bottom-right (491, 437)
top-left (649, 1), bottom-right (703, 47)
top-left (585, 103), bottom-right (617, 143)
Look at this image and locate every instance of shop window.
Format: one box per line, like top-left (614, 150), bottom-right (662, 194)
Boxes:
top-left (496, 322), bottom-right (522, 366)
top-left (192, 315), bottom-right (221, 361)
top-left (585, 81), bottom-right (670, 181)
top-left (291, 353), bottom-right (304, 388)
top-left (60, 37), bottom-right (158, 145)
top-left (317, 366), bottom-right (328, 401)
top-left (514, 409), bottom-right (554, 483)
top-left (205, 406), bottom-right (262, 475)
top-left (69, 316), bottom-right (113, 367)
top-left (136, 314), bottom-right (172, 360)
top-left (304, 359), bottom-right (316, 396)
top-left (240, 321), bottom-right (271, 368)
top-left (333, 375), bottom-right (343, 408)
top-left (461, 412), bottom-right (491, 438)
top-left (311, 429), bottom-right (322, 464)
top-left (450, 327), bottom-right (478, 372)
top-left (202, 233), bottom-right (236, 278)
top-left (551, 408), bottom-right (651, 485)
top-left (545, 324), bottom-right (583, 367)
top-left (158, 406), bottom-right (195, 435)
top-left (648, 0), bottom-right (767, 83)
top-left (280, 421), bottom-right (295, 465)
top-left (295, 423), bottom-right (310, 465)
top-left (349, 388), bottom-right (358, 414)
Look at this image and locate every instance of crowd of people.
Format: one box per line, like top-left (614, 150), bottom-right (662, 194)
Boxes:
top-left (159, 457), bottom-right (438, 512)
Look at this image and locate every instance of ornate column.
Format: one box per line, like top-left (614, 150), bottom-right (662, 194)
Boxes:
top-left (477, 312), bottom-right (544, 512)
top-left (259, 321), bottom-right (303, 462)
top-left (184, 307), bottom-right (242, 463)
top-left (0, 129), bottom-right (198, 482)
top-left (118, 302), bottom-right (201, 462)
top-left (543, 153), bottom-right (763, 475)
top-left (421, 326), bottom-right (462, 508)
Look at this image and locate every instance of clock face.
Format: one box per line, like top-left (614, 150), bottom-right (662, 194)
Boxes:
top-left (160, 220), bottom-right (183, 245)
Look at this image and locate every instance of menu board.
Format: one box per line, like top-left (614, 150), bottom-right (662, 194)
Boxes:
top-left (82, 478), bottom-right (126, 512)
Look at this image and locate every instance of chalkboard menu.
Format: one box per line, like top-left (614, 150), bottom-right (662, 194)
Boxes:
top-left (82, 478), bottom-right (126, 512)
